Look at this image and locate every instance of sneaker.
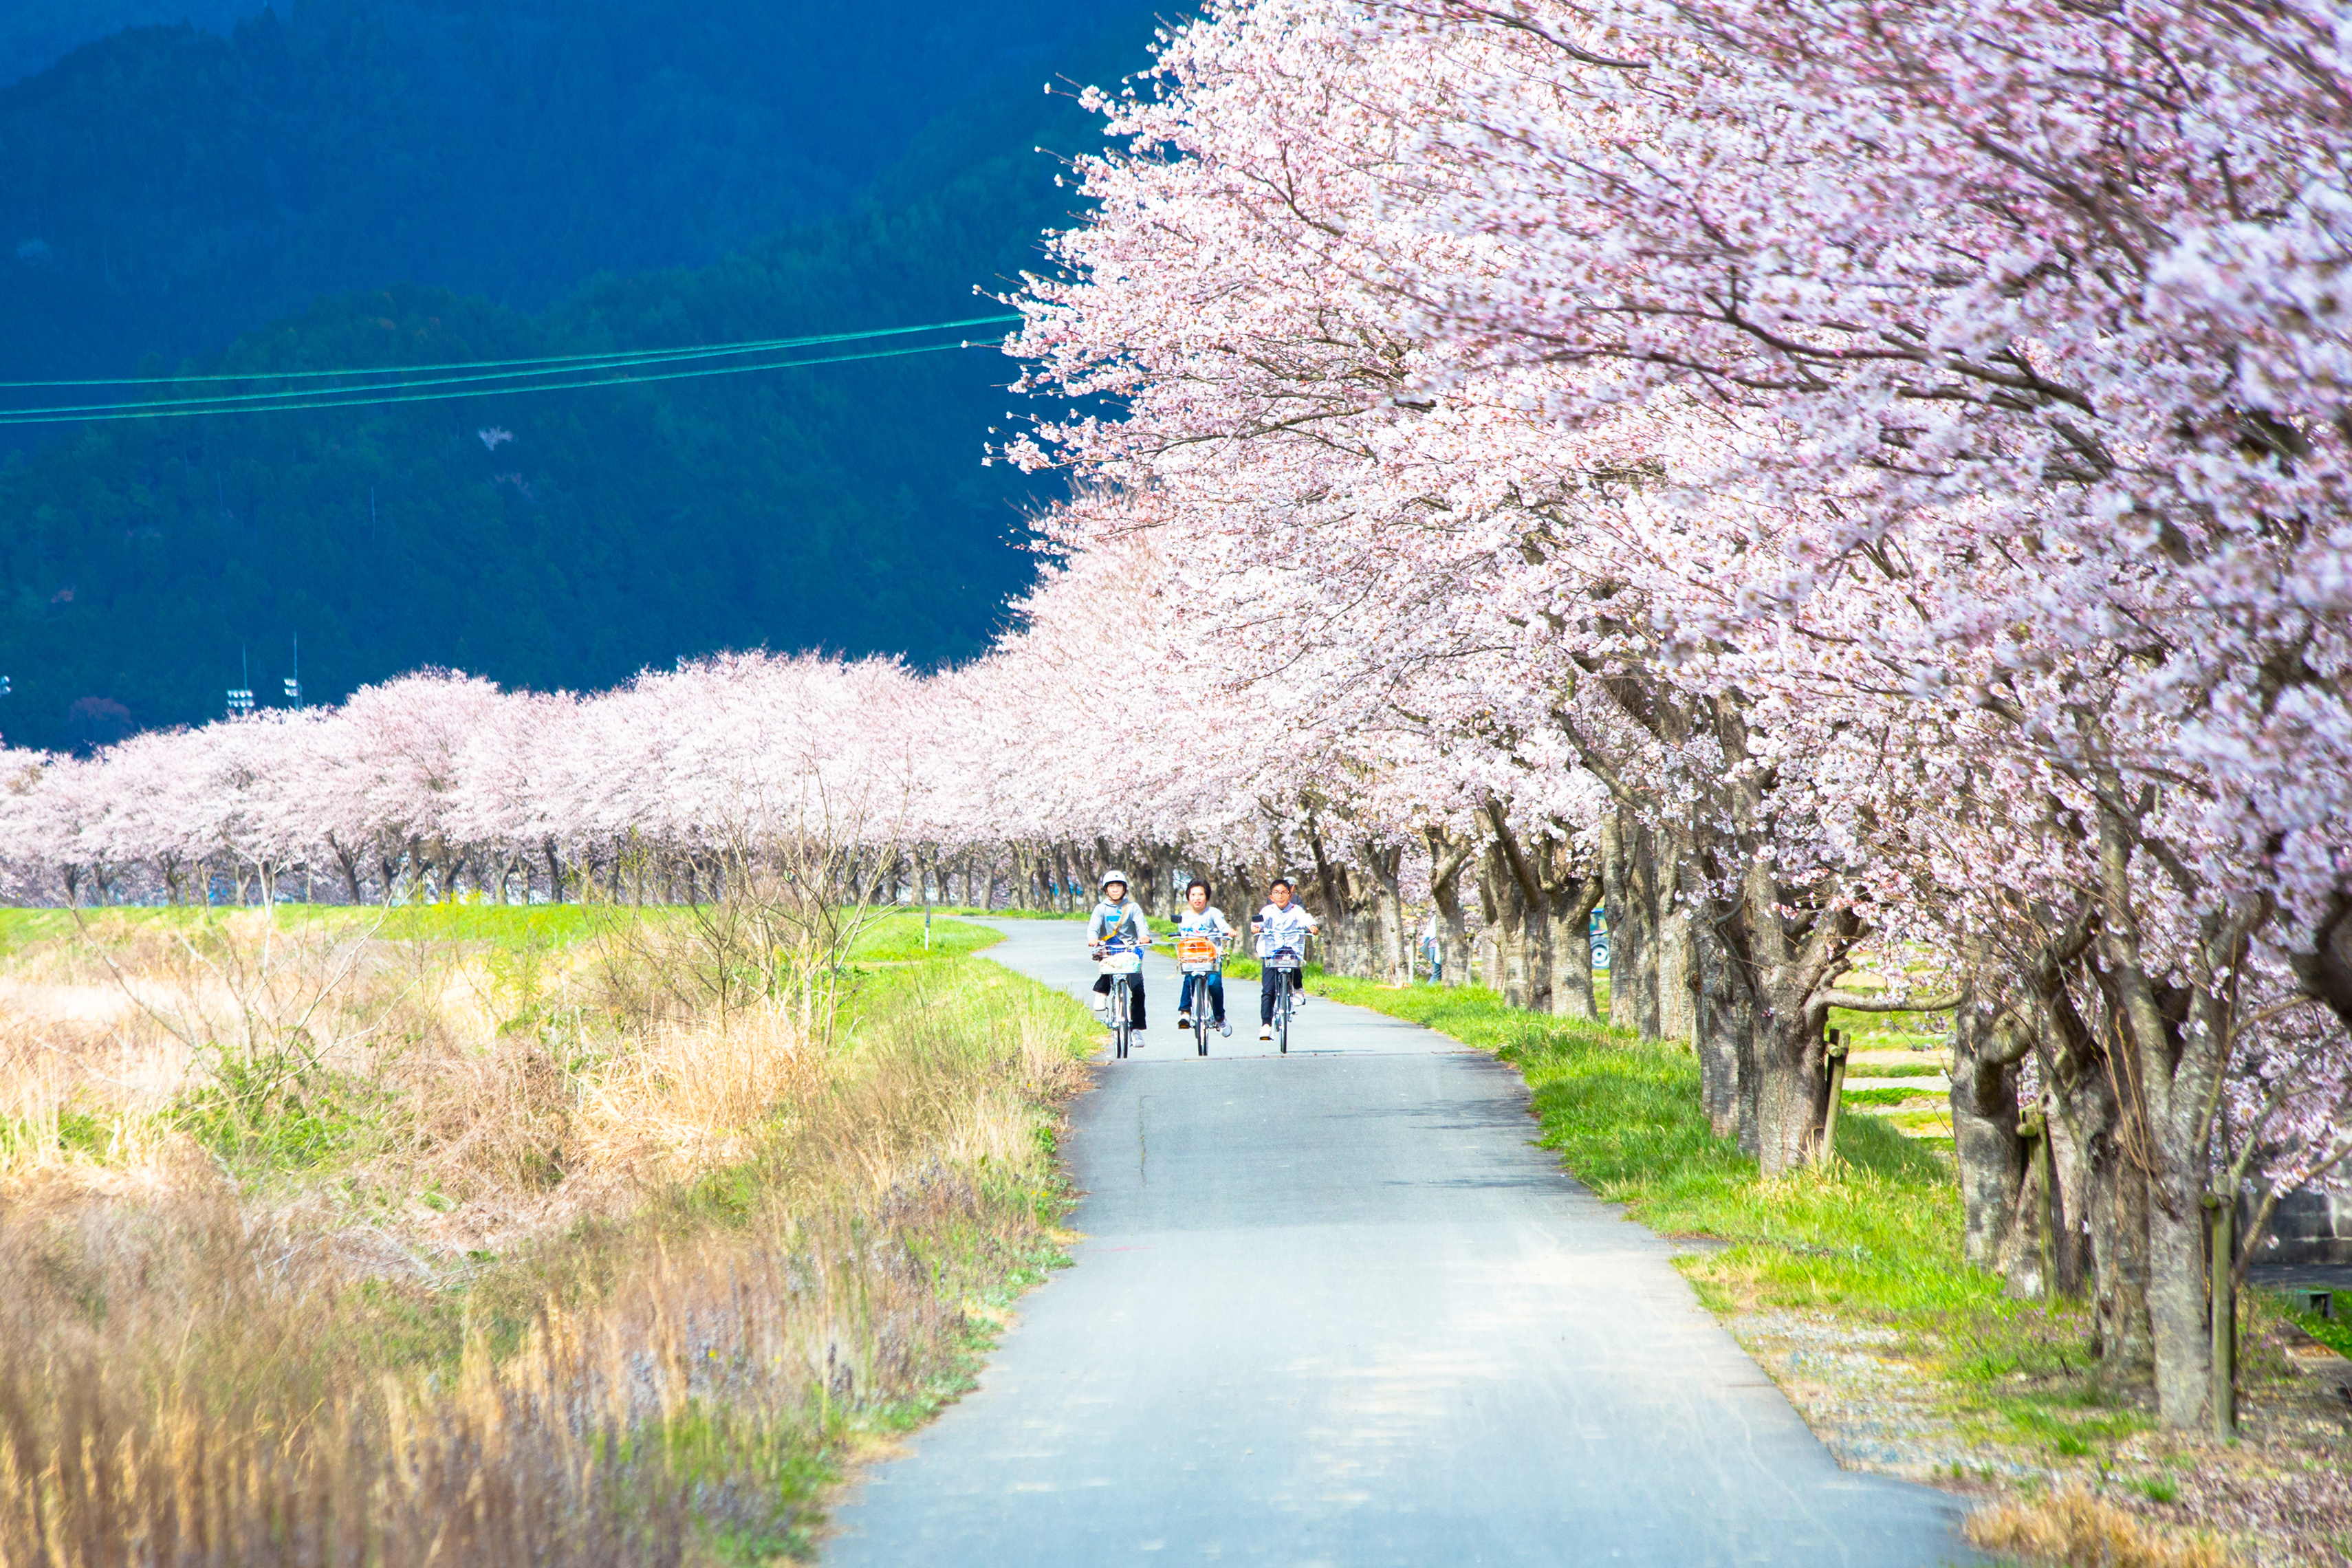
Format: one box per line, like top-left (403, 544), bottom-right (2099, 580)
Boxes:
top-left (1177, 1011), bottom-right (1193, 1030)
top-left (1259, 1025), bottom-right (1273, 1041)
top-left (1219, 1019), bottom-right (1232, 1037)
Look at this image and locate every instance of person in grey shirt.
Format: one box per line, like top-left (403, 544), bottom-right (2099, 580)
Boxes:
top-left (1087, 869), bottom-right (1152, 1038)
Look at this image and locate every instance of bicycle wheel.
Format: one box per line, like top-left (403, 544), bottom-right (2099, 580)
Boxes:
top-left (1197, 974), bottom-right (1210, 1056)
top-left (1113, 974), bottom-right (1131, 1059)
top-left (1276, 970), bottom-right (1291, 1054)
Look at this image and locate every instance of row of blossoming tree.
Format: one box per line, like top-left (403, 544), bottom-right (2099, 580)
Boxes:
top-left (0, 0), bottom-right (2346, 1431)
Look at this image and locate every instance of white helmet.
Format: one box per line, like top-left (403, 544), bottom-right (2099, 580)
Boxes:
top-left (1100, 869), bottom-right (1130, 891)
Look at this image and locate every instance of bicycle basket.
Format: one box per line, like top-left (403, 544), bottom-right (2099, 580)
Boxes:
top-left (1175, 935), bottom-right (1220, 970)
top-left (1099, 947), bottom-right (1143, 974)
top-left (1266, 946), bottom-right (1303, 971)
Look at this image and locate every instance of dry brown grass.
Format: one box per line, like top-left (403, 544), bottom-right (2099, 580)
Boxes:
top-left (0, 910), bottom-right (1087, 1566)
top-left (1968, 1486), bottom-right (2247, 1568)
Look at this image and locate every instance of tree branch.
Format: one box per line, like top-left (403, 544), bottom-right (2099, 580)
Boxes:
top-left (1817, 989), bottom-right (1959, 1013)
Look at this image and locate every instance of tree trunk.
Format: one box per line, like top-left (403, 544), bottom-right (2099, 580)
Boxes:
top-left (1304, 820), bottom-right (1371, 978)
top-left (329, 833), bottom-right (367, 904)
top-left (1359, 840), bottom-right (1411, 985)
top-left (1477, 841), bottom-right (1527, 1008)
top-left (2093, 794), bottom-right (2228, 1424)
top-left (1695, 699), bottom-right (1864, 1175)
top-left (2144, 1157), bottom-right (2212, 1425)
top-left (1602, 809), bottom-right (1658, 1036)
top-left (1690, 895), bottom-right (1750, 1144)
top-left (1536, 834), bottom-right (1603, 1021)
top-left (1479, 805), bottom-right (1554, 1012)
top-left (2046, 1041), bottom-right (2153, 1369)
top-left (1133, 847), bottom-right (1162, 919)
top-left (1951, 986), bottom-right (2036, 1288)
top-left (1655, 856), bottom-right (1697, 1045)
top-left (1747, 986), bottom-right (1834, 1176)
top-left (1424, 825), bottom-right (1476, 986)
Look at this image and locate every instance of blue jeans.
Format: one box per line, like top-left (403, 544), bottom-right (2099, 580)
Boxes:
top-left (1177, 970), bottom-right (1225, 1023)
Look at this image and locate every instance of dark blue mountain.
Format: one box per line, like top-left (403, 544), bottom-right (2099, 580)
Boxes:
top-left (0, 1), bottom-right (1160, 750)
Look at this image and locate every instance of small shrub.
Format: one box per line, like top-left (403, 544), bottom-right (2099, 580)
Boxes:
top-left (174, 1046), bottom-right (391, 1172)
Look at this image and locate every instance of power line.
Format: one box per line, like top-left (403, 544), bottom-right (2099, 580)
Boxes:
top-left (0, 312), bottom-right (1021, 391)
top-left (0, 336), bottom-right (1008, 428)
top-left (0, 327), bottom-right (991, 421)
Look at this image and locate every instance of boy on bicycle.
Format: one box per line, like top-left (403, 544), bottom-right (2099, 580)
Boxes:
top-left (1087, 871), bottom-right (1150, 1038)
top-left (1250, 878), bottom-right (1319, 1041)
top-left (1173, 878), bottom-right (1234, 1038)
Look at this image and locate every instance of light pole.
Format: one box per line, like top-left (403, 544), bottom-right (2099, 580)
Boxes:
top-left (226, 646), bottom-right (254, 718)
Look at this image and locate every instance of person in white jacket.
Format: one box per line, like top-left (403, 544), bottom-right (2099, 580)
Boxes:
top-left (1249, 878), bottom-right (1318, 1041)
top-left (1173, 878), bottom-right (1235, 1037)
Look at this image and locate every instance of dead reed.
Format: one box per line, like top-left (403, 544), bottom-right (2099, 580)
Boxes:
top-left (0, 909), bottom-right (1087, 1566)
top-left (1967, 1485), bottom-right (2247, 1568)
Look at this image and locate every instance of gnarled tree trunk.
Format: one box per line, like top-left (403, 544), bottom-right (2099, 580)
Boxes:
top-left (1424, 825), bottom-right (1476, 986)
top-left (1950, 981), bottom-right (2037, 1291)
top-left (1358, 840), bottom-right (1411, 986)
top-left (1536, 834), bottom-right (1604, 1021)
top-left (1480, 803), bottom-right (1554, 1013)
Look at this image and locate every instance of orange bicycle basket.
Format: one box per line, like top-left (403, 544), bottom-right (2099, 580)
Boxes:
top-left (1176, 935), bottom-right (1219, 966)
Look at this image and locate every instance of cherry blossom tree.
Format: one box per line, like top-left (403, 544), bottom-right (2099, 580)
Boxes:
top-left (0, 0), bottom-right (2342, 1435)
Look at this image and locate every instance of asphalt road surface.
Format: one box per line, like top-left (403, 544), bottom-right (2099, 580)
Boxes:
top-left (823, 919), bottom-right (1980, 1567)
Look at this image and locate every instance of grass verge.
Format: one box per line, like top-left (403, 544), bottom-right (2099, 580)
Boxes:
top-left (0, 907), bottom-right (1092, 1564)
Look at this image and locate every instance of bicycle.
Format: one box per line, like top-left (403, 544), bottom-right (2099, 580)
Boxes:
top-left (1175, 930), bottom-right (1228, 1056)
top-left (1265, 943), bottom-right (1303, 1054)
top-left (1096, 939), bottom-right (1144, 1059)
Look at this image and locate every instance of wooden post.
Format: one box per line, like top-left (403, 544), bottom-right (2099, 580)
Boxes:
top-left (2206, 1192), bottom-right (2237, 1439)
top-left (1820, 1028), bottom-right (1849, 1168)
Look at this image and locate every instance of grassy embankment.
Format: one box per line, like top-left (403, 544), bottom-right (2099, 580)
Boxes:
top-left (0, 902), bottom-right (1095, 1564)
top-left (1304, 972), bottom-right (2348, 1568)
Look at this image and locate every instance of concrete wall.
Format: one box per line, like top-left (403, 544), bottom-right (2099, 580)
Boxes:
top-left (2253, 1188), bottom-right (2352, 1267)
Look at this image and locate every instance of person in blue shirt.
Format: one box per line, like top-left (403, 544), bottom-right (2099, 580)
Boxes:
top-left (1086, 870), bottom-right (1151, 1038)
top-left (1250, 878), bottom-right (1319, 1041)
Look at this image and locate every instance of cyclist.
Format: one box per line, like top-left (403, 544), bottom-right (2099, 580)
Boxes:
top-left (1250, 877), bottom-right (1319, 1041)
top-left (1087, 870), bottom-right (1151, 1041)
top-left (1173, 878), bottom-right (1234, 1038)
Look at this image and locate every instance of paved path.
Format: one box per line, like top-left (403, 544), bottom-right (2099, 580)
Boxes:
top-left (825, 921), bottom-right (1980, 1566)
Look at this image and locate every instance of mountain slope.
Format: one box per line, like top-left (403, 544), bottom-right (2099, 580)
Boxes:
top-left (0, 0), bottom-right (1133, 390)
top-left (0, 0), bottom-right (252, 89)
top-left (0, 16), bottom-right (1150, 750)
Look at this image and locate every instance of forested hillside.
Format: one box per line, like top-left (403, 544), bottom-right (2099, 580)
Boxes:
top-left (0, 0), bottom-right (1133, 384)
top-left (0, 1), bottom-right (1156, 750)
top-left (0, 0), bottom-right (250, 89)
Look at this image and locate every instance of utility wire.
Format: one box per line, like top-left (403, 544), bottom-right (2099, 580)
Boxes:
top-left (0, 338), bottom-right (992, 427)
top-left (0, 325), bottom-right (998, 421)
top-left (0, 312), bottom-right (1021, 393)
